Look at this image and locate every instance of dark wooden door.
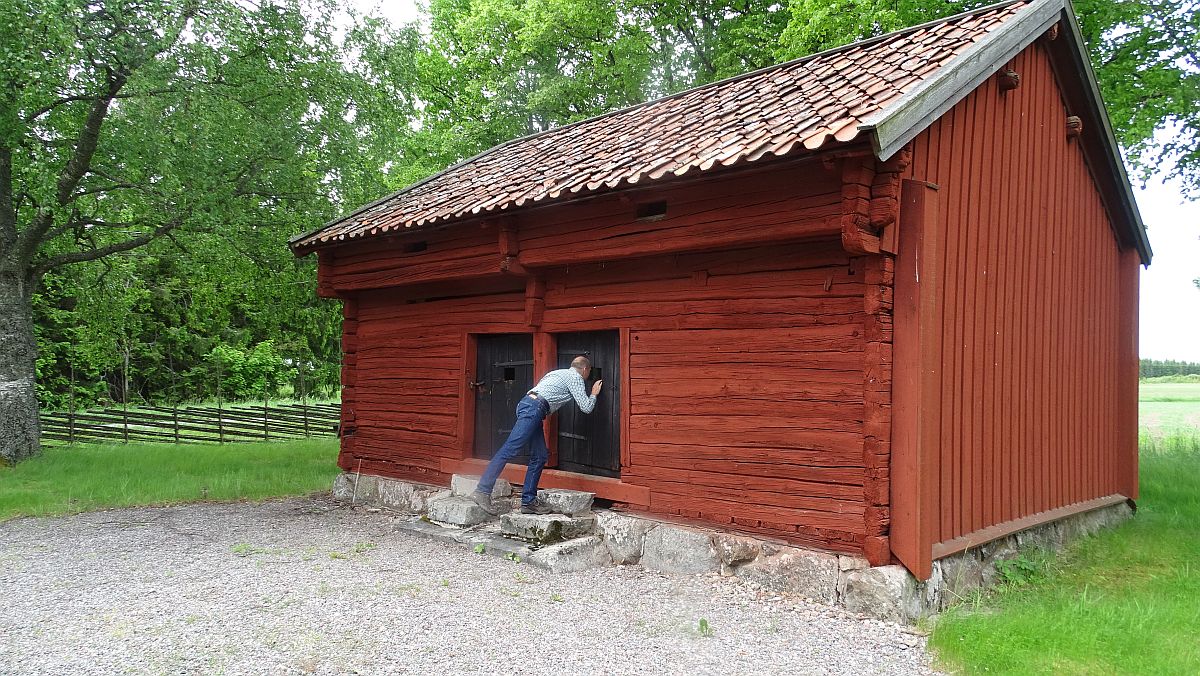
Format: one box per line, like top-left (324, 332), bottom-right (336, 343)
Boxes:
top-left (473, 334), bottom-right (534, 461)
top-left (555, 331), bottom-right (620, 477)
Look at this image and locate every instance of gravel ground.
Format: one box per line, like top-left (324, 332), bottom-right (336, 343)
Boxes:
top-left (0, 497), bottom-right (939, 675)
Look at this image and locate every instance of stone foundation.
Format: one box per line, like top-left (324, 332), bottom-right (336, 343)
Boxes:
top-left (334, 472), bottom-right (1133, 624)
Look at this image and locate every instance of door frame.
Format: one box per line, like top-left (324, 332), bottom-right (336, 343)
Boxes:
top-left (449, 327), bottom-right (645, 507)
top-left (458, 330), bottom-right (558, 463)
top-left (553, 329), bottom-right (622, 478)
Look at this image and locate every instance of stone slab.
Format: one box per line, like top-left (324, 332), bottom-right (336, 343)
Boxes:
top-left (641, 525), bottom-right (719, 574)
top-left (483, 536), bottom-right (536, 562)
top-left (594, 511), bottom-right (656, 565)
top-left (427, 496), bottom-right (494, 527)
top-left (527, 535), bottom-right (612, 573)
top-left (394, 518), bottom-right (463, 547)
top-left (451, 474), bottom-right (512, 498)
top-left (536, 488), bottom-right (594, 516)
top-left (501, 513), bottom-right (597, 543)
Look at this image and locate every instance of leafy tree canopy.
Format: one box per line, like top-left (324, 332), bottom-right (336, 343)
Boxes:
top-left (4, 0), bottom-right (1197, 464)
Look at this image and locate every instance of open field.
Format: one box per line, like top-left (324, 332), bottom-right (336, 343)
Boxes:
top-left (928, 385), bottom-right (1200, 673)
top-left (0, 439), bottom-right (341, 521)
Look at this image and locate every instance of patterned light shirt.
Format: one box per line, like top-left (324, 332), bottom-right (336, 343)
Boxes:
top-left (529, 368), bottom-right (596, 414)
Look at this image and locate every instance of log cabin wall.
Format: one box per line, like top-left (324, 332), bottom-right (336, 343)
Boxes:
top-left (898, 40), bottom-right (1136, 559)
top-left (326, 159), bottom-right (877, 554)
top-left (540, 241), bottom-right (868, 553)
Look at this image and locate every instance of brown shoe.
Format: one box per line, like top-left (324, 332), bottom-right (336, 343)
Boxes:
top-left (520, 499), bottom-right (553, 515)
top-left (471, 490), bottom-right (498, 515)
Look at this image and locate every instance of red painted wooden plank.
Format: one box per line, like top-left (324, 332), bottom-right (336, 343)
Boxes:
top-left (534, 331), bottom-right (558, 466)
top-left (1119, 250), bottom-right (1139, 498)
top-left (457, 333), bottom-right (476, 459)
top-left (890, 178), bottom-right (942, 580)
top-left (630, 324), bottom-right (863, 354)
top-left (993, 64), bottom-right (1014, 525)
top-left (619, 327), bottom-right (631, 472)
top-left (976, 72), bottom-right (999, 531)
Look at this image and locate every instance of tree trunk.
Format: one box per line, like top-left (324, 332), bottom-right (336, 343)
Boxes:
top-left (0, 271), bottom-right (40, 464)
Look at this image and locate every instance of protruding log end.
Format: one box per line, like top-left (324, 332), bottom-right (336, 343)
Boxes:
top-left (999, 69), bottom-right (1021, 92)
top-left (1066, 115), bottom-right (1083, 140)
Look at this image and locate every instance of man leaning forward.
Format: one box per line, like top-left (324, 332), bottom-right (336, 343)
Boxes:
top-left (472, 356), bottom-right (603, 515)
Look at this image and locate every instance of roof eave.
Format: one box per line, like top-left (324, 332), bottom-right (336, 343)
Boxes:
top-left (1057, 1), bottom-right (1152, 264)
top-left (859, 0), bottom-right (1063, 159)
top-left (860, 0), bottom-right (1151, 265)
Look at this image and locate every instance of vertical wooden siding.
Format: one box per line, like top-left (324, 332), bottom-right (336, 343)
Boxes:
top-left (905, 41), bottom-right (1132, 549)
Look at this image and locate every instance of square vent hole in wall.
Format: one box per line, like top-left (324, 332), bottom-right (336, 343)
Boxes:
top-left (504, 367), bottom-right (516, 382)
top-left (635, 201), bottom-right (667, 222)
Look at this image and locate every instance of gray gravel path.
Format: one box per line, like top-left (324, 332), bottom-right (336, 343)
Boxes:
top-left (0, 497), bottom-right (938, 675)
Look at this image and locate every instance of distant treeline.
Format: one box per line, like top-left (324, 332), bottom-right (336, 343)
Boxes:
top-left (1140, 359), bottom-right (1200, 378)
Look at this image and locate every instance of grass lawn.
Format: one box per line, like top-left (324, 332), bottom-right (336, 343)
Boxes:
top-left (0, 438), bottom-right (340, 522)
top-left (928, 387), bottom-right (1200, 674)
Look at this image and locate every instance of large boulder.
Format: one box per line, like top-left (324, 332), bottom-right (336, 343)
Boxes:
top-left (713, 533), bottom-right (761, 567)
top-left (938, 550), bottom-right (985, 605)
top-left (840, 565), bottom-right (926, 624)
top-left (640, 525), bottom-right (719, 574)
top-left (735, 549), bottom-right (839, 604)
top-left (332, 472), bottom-right (378, 504)
top-left (377, 478), bottom-right (450, 512)
top-left (595, 511), bottom-right (656, 565)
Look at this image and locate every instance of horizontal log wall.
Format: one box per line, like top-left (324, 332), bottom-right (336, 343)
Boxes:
top-left (903, 41), bottom-right (1133, 551)
top-left (318, 153), bottom-right (880, 552)
top-left (325, 227), bottom-right (502, 292)
top-left (517, 162), bottom-right (844, 268)
top-left (317, 157), bottom-right (850, 296)
top-left (338, 289), bottom-right (529, 483)
top-left (541, 240), bottom-right (868, 551)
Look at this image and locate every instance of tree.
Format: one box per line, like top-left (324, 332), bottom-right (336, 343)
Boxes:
top-left (0, 0), bottom-right (412, 464)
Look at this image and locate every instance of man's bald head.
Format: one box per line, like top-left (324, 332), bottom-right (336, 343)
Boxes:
top-left (571, 356), bottom-right (591, 375)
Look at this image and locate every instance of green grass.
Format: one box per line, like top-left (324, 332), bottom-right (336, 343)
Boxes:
top-left (928, 392), bottom-right (1200, 674)
top-left (0, 438), bottom-right (340, 521)
top-left (1139, 382), bottom-right (1200, 403)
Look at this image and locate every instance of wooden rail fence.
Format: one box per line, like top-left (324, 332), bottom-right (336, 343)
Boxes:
top-left (40, 403), bottom-right (341, 445)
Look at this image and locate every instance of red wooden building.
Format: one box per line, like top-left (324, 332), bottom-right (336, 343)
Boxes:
top-left (291, 0), bottom-right (1149, 578)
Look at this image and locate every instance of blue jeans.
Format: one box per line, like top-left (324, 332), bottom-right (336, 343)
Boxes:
top-left (476, 395), bottom-right (550, 505)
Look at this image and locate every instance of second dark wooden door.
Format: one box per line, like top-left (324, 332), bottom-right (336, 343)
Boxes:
top-left (473, 334), bottom-right (534, 461)
top-left (555, 330), bottom-right (620, 477)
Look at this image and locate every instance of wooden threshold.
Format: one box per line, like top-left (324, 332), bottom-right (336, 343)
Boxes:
top-left (931, 494), bottom-right (1131, 559)
top-left (439, 458), bottom-right (651, 507)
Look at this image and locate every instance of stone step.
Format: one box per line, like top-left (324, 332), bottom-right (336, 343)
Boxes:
top-left (450, 474), bottom-right (512, 499)
top-left (395, 517), bottom-right (608, 571)
top-left (536, 488), bottom-right (594, 516)
top-left (426, 496), bottom-right (501, 527)
top-left (500, 512), bottom-right (597, 544)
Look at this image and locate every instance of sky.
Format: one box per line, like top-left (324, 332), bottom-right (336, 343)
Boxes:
top-left (1133, 176), bottom-right (1200, 361)
top-left (347, 0), bottom-right (1200, 361)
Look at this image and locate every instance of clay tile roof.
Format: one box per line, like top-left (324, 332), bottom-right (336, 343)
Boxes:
top-left (294, 0), bottom-right (1143, 256)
